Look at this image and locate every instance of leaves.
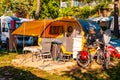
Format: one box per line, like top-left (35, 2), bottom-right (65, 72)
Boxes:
top-left (15, 6), bottom-right (27, 18)
top-left (59, 6), bottom-right (92, 19)
top-left (0, 0), bottom-right (117, 19)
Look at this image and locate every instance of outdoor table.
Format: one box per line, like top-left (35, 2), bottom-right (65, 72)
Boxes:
top-left (51, 41), bottom-right (62, 61)
top-left (23, 46), bottom-right (42, 61)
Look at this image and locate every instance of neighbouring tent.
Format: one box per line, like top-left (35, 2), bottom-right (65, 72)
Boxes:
top-left (87, 17), bottom-right (113, 31)
top-left (78, 19), bottom-right (101, 33)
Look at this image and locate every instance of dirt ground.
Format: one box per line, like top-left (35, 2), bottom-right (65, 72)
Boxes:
top-left (11, 53), bottom-right (119, 75)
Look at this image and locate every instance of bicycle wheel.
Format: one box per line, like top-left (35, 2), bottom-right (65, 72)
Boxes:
top-left (96, 49), bottom-right (105, 65)
top-left (76, 53), bottom-right (91, 68)
top-left (104, 50), bottom-right (110, 69)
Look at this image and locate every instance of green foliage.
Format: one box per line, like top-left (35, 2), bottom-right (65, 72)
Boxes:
top-left (38, 0), bottom-right (59, 19)
top-left (59, 6), bottom-right (92, 19)
top-left (0, 0), bottom-right (115, 19)
top-left (0, 0), bottom-right (4, 16)
top-left (77, 6), bottom-right (91, 19)
top-left (96, 2), bottom-right (109, 10)
top-left (15, 6), bottom-right (27, 18)
top-left (86, 0), bottom-right (92, 3)
top-left (0, 0), bottom-right (60, 19)
top-left (0, 0), bottom-right (34, 17)
top-left (47, 0), bottom-right (60, 19)
top-left (59, 7), bottom-right (74, 17)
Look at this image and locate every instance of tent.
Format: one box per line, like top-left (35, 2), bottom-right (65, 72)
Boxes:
top-left (12, 16), bottom-right (84, 38)
top-left (87, 17), bottom-right (113, 31)
top-left (78, 19), bottom-right (101, 33)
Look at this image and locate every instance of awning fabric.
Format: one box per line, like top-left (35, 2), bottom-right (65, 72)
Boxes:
top-left (12, 16), bottom-right (83, 37)
top-left (12, 20), bottom-right (53, 36)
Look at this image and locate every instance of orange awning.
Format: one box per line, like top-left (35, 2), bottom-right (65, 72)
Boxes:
top-left (12, 20), bottom-right (53, 36)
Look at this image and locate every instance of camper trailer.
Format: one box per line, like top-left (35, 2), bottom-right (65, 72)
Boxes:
top-left (0, 16), bottom-right (33, 48)
top-left (0, 16), bottom-right (20, 41)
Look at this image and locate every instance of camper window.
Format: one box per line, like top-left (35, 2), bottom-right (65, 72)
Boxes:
top-left (50, 26), bottom-right (64, 34)
top-left (2, 27), bottom-right (8, 32)
top-left (2, 23), bottom-right (8, 32)
top-left (67, 26), bottom-right (73, 33)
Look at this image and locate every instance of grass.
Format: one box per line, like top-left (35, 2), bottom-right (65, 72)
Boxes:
top-left (0, 51), bottom-right (73, 80)
top-left (0, 50), bottom-right (120, 80)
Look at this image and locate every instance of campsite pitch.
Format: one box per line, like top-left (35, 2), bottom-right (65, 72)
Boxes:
top-left (11, 53), bottom-right (76, 72)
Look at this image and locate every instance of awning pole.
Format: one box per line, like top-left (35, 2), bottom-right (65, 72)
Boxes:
top-left (44, 19), bottom-right (46, 38)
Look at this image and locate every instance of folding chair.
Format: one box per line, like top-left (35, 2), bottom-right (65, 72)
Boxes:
top-left (23, 46), bottom-right (42, 62)
top-left (41, 41), bottom-right (52, 63)
top-left (60, 45), bottom-right (72, 61)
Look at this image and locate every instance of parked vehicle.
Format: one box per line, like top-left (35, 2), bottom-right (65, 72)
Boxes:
top-left (0, 16), bottom-right (33, 48)
top-left (16, 36), bottom-right (34, 47)
top-left (0, 34), bottom-right (2, 49)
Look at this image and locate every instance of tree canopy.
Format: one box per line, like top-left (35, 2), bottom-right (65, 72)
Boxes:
top-left (0, 0), bottom-right (117, 19)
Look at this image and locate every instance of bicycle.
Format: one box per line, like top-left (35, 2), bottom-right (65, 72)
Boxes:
top-left (76, 40), bottom-right (105, 68)
top-left (97, 43), bottom-right (111, 69)
top-left (77, 29), bottom-right (111, 69)
top-left (97, 29), bottom-right (111, 69)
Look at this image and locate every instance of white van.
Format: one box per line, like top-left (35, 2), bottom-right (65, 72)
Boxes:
top-left (0, 16), bottom-right (33, 47)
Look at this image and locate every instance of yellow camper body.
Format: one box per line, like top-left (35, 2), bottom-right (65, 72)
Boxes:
top-left (12, 16), bottom-right (86, 58)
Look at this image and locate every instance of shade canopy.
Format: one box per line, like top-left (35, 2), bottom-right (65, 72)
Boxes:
top-left (12, 20), bottom-right (53, 36)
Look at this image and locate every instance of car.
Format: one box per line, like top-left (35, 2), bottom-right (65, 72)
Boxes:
top-left (16, 36), bottom-right (34, 47)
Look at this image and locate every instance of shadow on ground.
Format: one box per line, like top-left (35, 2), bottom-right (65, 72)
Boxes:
top-left (61, 60), bottom-right (120, 80)
top-left (0, 48), bottom-right (23, 57)
top-left (0, 66), bottom-right (47, 80)
top-left (0, 50), bottom-right (9, 56)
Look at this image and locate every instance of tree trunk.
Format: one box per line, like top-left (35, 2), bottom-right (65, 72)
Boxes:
top-left (60, 0), bottom-right (62, 8)
top-left (35, 0), bottom-right (40, 20)
top-left (98, 9), bottom-right (101, 17)
top-left (114, 0), bottom-right (119, 38)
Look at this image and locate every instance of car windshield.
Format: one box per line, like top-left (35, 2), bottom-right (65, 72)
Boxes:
top-left (17, 36), bottom-right (30, 41)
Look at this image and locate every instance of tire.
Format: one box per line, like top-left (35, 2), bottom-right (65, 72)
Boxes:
top-left (76, 53), bottom-right (90, 68)
top-left (104, 51), bottom-right (110, 69)
top-left (96, 49), bottom-right (105, 65)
